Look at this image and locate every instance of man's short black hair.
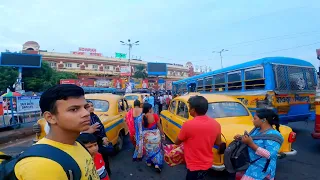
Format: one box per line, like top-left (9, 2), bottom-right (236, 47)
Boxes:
top-left (133, 99), bottom-right (141, 107)
top-left (77, 133), bottom-right (97, 145)
top-left (40, 84), bottom-right (85, 114)
top-left (188, 96), bottom-right (208, 115)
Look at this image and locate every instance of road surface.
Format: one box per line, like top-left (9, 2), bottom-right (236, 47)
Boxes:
top-left (1, 121), bottom-right (319, 180)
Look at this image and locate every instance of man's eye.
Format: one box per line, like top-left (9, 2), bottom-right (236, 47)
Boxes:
top-left (70, 108), bottom-right (78, 112)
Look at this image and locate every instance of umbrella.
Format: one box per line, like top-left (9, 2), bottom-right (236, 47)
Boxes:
top-left (2, 92), bottom-right (22, 97)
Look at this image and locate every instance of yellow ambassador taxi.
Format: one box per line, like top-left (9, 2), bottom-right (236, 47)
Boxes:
top-left (160, 93), bottom-right (297, 171)
top-left (33, 93), bottom-right (129, 152)
top-left (124, 93), bottom-right (149, 108)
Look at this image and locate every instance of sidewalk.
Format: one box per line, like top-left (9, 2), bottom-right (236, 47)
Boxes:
top-left (0, 124), bottom-right (35, 145)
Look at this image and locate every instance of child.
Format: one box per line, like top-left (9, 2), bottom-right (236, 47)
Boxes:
top-left (77, 133), bottom-right (110, 180)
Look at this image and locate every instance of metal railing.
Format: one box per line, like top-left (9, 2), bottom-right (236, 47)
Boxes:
top-left (0, 96), bottom-right (41, 129)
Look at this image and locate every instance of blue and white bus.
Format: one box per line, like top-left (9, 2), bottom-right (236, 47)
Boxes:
top-left (173, 57), bottom-right (317, 124)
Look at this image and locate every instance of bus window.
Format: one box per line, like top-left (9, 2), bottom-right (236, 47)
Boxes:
top-left (245, 67), bottom-right (265, 90)
top-left (204, 77), bottom-right (213, 92)
top-left (228, 71), bottom-right (242, 91)
top-left (288, 66), bottom-right (305, 90)
top-left (305, 68), bottom-right (317, 90)
top-left (274, 65), bottom-right (287, 90)
top-left (214, 74), bottom-right (225, 91)
top-left (197, 79), bottom-right (204, 92)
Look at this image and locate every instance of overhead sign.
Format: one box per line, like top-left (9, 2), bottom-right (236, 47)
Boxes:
top-left (16, 96), bottom-right (40, 113)
top-left (79, 47), bottom-right (96, 53)
top-left (0, 52), bottom-right (42, 68)
top-left (120, 66), bottom-right (131, 76)
top-left (115, 52), bottom-right (126, 59)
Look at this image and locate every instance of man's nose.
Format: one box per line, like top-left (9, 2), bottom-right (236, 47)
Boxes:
top-left (81, 107), bottom-right (90, 116)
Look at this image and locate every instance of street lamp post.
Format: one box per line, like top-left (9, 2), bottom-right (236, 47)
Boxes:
top-left (213, 49), bottom-right (228, 68)
top-left (120, 39), bottom-right (139, 78)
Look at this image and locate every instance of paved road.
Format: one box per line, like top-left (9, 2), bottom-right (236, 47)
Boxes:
top-left (1, 121), bottom-right (319, 180)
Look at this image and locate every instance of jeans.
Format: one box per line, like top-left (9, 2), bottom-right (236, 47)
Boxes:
top-left (186, 169), bottom-right (208, 180)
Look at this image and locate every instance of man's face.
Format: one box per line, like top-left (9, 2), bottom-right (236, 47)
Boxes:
top-left (85, 142), bottom-right (99, 157)
top-left (45, 96), bottom-right (91, 133)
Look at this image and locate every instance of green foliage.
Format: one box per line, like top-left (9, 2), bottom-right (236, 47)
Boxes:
top-left (133, 64), bottom-right (148, 79)
top-left (0, 67), bottom-right (19, 91)
top-left (22, 61), bottom-right (77, 92)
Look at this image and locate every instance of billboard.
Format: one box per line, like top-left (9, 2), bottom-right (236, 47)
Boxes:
top-left (142, 79), bottom-right (148, 89)
top-left (120, 66), bottom-right (131, 76)
top-left (147, 63), bottom-right (167, 76)
top-left (95, 79), bottom-right (112, 87)
top-left (166, 80), bottom-right (173, 90)
top-left (60, 79), bottom-right (94, 87)
top-left (0, 52), bottom-right (42, 68)
top-left (16, 96), bottom-right (40, 113)
top-left (113, 79), bottom-right (122, 89)
top-left (158, 79), bottom-right (165, 90)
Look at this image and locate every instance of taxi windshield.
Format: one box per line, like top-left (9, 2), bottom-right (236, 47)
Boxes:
top-left (125, 95), bottom-right (139, 101)
top-left (87, 99), bottom-right (109, 112)
top-left (206, 102), bottom-right (249, 118)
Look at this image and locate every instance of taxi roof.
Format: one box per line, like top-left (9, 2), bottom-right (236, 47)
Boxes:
top-left (175, 93), bottom-right (242, 103)
top-left (85, 93), bottom-right (123, 103)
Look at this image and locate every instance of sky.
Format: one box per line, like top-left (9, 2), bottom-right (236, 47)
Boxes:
top-left (0, 0), bottom-right (320, 71)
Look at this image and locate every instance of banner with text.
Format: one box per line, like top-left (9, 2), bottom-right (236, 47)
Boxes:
top-left (120, 66), bottom-right (131, 76)
top-left (16, 96), bottom-right (40, 113)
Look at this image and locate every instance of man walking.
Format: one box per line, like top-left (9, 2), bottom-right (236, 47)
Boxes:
top-left (176, 95), bottom-right (223, 180)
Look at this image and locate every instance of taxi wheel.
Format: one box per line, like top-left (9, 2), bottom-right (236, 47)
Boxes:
top-left (115, 133), bottom-right (124, 152)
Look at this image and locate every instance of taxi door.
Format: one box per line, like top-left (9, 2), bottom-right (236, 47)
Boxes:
top-left (171, 100), bottom-right (190, 140)
top-left (105, 99), bottom-right (127, 146)
top-left (161, 100), bottom-right (177, 141)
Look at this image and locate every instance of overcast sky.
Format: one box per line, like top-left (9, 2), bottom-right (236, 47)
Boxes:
top-left (0, 0), bottom-right (319, 71)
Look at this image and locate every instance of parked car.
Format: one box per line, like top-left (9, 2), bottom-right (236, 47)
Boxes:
top-left (160, 93), bottom-right (297, 171)
top-left (33, 93), bottom-right (129, 152)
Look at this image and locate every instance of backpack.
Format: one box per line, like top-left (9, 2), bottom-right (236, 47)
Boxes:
top-left (223, 128), bottom-right (283, 174)
top-left (0, 142), bottom-right (89, 180)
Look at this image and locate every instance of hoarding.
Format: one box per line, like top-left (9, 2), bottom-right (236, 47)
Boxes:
top-left (0, 52), bottom-right (42, 68)
top-left (60, 79), bottom-right (94, 87)
top-left (113, 79), bottom-right (122, 89)
top-left (142, 79), bottom-right (148, 89)
top-left (16, 96), bottom-right (40, 113)
top-left (120, 66), bottom-right (131, 76)
top-left (166, 80), bottom-right (173, 90)
top-left (147, 63), bottom-right (167, 76)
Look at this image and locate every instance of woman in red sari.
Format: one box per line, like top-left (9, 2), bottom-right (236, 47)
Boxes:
top-left (125, 100), bottom-right (142, 146)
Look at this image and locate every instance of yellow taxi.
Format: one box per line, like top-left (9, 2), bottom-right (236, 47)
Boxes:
top-left (160, 94), bottom-right (297, 171)
top-left (124, 93), bottom-right (149, 108)
top-left (33, 93), bottom-right (129, 152)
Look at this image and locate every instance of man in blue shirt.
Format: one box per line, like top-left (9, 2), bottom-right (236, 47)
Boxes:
top-left (148, 93), bottom-right (155, 112)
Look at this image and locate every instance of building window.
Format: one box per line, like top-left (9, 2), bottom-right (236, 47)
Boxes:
top-left (104, 66), bottom-right (110, 70)
top-left (92, 64), bottom-right (98, 69)
top-left (49, 62), bottom-right (56, 67)
top-left (64, 63), bottom-right (72, 68)
top-left (77, 64), bottom-right (80, 67)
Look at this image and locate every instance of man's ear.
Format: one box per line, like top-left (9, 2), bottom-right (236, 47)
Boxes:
top-left (43, 111), bottom-right (57, 125)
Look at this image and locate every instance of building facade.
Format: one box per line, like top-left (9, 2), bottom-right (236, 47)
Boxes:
top-left (21, 41), bottom-right (196, 90)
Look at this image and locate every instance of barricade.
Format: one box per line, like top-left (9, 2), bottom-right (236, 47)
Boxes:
top-left (0, 96), bottom-right (41, 129)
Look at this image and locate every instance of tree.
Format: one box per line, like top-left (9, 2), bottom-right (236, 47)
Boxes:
top-left (133, 64), bottom-right (148, 79)
top-left (0, 67), bottom-right (18, 91)
top-left (23, 61), bottom-right (77, 92)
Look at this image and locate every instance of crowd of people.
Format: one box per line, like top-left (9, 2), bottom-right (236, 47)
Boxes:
top-left (8, 84), bottom-right (284, 180)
